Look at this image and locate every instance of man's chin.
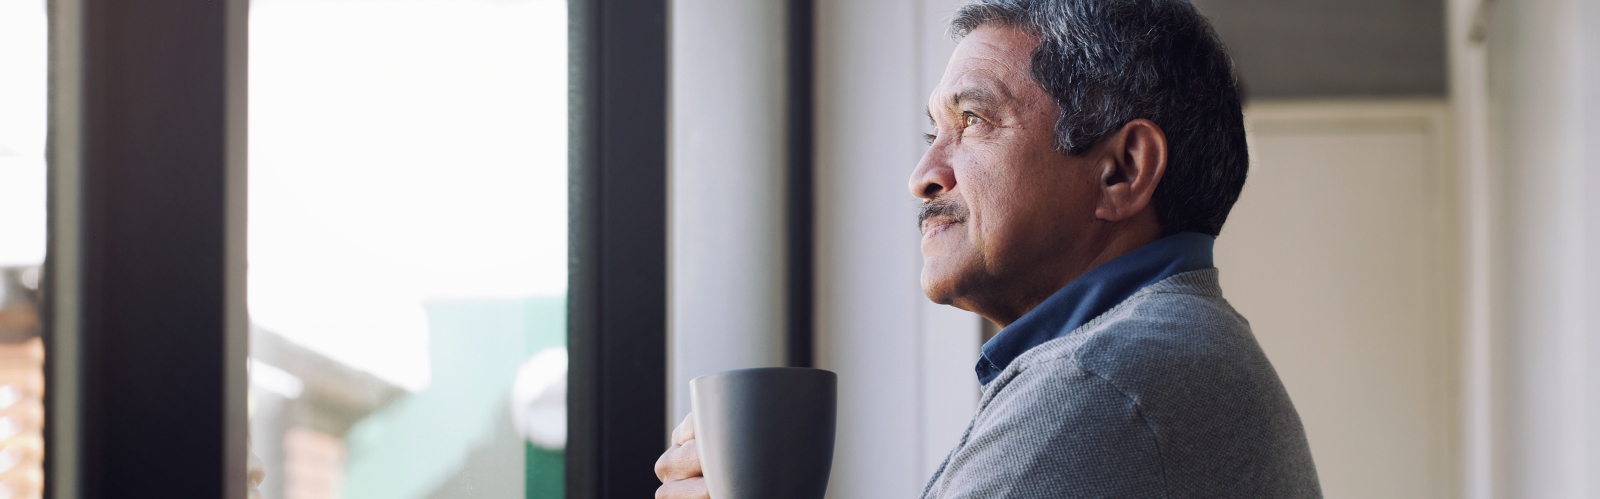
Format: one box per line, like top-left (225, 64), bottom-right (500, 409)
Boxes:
top-left (919, 266), bottom-right (968, 306)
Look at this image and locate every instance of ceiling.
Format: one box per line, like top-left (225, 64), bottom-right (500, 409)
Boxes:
top-left (1190, 0), bottom-right (1447, 99)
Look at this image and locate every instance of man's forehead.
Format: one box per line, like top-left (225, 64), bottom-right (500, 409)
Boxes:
top-left (930, 26), bottom-right (1034, 112)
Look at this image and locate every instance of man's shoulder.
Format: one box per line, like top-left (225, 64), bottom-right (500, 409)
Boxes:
top-left (1078, 272), bottom-right (1261, 381)
top-left (1006, 268), bottom-right (1258, 385)
top-left (979, 269), bottom-right (1320, 497)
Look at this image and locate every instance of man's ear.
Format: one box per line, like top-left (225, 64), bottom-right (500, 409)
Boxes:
top-left (1093, 119), bottom-right (1167, 222)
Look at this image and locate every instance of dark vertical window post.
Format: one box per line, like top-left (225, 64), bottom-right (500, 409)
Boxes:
top-left (46, 0), bottom-right (249, 497)
top-left (566, 0), bottom-right (669, 497)
top-left (786, 0), bottom-right (817, 369)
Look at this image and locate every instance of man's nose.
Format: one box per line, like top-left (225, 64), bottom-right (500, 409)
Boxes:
top-left (909, 145), bottom-right (956, 201)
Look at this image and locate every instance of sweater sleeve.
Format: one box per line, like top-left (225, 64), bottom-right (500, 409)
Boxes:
top-left (924, 359), bottom-right (1169, 499)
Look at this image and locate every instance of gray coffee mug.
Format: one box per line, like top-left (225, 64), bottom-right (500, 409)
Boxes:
top-left (690, 367), bottom-right (837, 499)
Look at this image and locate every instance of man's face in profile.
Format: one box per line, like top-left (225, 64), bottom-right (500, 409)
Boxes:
top-left (911, 25), bottom-right (1104, 320)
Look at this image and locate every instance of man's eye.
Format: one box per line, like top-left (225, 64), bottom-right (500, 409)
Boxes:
top-left (923, 133), bottom-right (936, 145)
top-left (964, 113), bottom-right (982, 128)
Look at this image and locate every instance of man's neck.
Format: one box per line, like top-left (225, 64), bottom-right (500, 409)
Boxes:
top-left (972, 219), bottom-right (1164, 327)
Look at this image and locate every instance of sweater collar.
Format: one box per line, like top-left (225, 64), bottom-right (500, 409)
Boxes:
top-left (975, 232), bottom-right (1216, 385)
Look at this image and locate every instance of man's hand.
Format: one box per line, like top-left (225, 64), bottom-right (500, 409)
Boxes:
top-left (655, 413), bottom-right (709, 499)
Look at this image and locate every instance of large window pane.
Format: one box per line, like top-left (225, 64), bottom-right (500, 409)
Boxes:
top-left (0, 1), bottom-right (48, 497)
top-left (247, 1), bottom-right (567, 497)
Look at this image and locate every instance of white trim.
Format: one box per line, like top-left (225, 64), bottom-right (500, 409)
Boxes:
top-left (47, 0), bottom-right (85, 495)
top-left (225, 0), bottom-right (251, 494)
top-left (1447, 0), bottom-right (1499, 496)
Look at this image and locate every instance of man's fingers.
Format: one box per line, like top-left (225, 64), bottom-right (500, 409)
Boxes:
top-left (671, 413), bottom-right (696, 446)
top-left (655, 476), bottom-right (710, 499)
top-left (654, 439), bottom-right (703, 482)
top-left (655, 414), bottom-right (707, 499)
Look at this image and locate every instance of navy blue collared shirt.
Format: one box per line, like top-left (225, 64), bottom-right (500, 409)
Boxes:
top-left (975, 232), bottom-right (1217, 385)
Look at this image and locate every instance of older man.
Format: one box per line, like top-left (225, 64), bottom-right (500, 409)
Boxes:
top-left (657, 0), bottom-right (1321, 496)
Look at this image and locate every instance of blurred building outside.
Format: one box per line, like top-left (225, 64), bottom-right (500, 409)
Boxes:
top-left (0, 1), bottom-right (49, 497)
top-left (244, 0), bottom-right (570, 497)
top-left (0, 270), bottom-right (43, 499)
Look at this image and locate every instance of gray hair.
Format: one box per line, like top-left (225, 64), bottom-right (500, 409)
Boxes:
top-left (952, 0), bottom-right (1248, 236)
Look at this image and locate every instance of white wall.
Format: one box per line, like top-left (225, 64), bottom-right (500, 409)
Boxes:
top-left (815, 0), bottom-right (982, 496)
top-left (1224, 100), bottom-right (1458, 499)
top-left (669, 0), bottom-right (790, 421)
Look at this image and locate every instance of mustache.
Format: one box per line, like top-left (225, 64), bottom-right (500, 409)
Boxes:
top-left (918, 197), bottom-right (969, 231)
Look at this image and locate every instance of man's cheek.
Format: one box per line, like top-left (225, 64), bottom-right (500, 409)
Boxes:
top-left (922, 229), bottom-right (963, 261)
top-left (922, 231), bottom-right (968, 269)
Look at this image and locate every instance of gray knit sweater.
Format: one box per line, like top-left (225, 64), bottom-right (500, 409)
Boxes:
top-left (921, 269), bottom-right (1322, 498)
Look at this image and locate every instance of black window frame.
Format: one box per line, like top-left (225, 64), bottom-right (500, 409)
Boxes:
top-left (45, 0), bottom-right (250, 496)
top-left (45, 0), bottom-right (677, 497)
top-left (565, 0), bottom-right (671, 497)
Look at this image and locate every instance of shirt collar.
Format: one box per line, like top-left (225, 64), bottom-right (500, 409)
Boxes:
top-left (975, 232), bottom-right (1216, 385)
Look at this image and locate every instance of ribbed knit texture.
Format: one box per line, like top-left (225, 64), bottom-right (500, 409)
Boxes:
top-left (921, 269), bottom-right (1322, 498)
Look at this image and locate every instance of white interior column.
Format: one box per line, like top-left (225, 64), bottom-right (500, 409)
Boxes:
top-left (669, 0), bottom-right (790, 422)
top-left (912, 0), bottom-right (984, 482)
top-left (816, 0), bottom-right (982, 496)
top-left (671, 3), bottom-right (985, 493)
top-left (1474, 0), bottom-right (1600, 496)
top-left (815, 0), bottom-right (923, 491)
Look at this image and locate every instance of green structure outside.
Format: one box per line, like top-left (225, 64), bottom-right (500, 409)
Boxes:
top-left (341, 296), bottom-right (566, 499)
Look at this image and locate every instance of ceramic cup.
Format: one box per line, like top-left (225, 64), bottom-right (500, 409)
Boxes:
top-left (690, 367), bottom-right (837, 499)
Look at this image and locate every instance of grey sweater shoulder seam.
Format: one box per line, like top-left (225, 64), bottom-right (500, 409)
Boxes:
top-left (970, 269), bottom-right (1227, 497)
top-left (1016, 354), bottom-right (1176, 498)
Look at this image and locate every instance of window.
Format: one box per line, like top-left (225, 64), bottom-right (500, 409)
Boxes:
top-left (0, 1), bottom-right (48, 497)
top-left (40, 1), bottom-right (667, 495)
top-left (247, 1), bottom-right (568, 497)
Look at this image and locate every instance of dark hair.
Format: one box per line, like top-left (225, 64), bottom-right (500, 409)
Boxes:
top-left (952, 0), bottom-right (1248, 236)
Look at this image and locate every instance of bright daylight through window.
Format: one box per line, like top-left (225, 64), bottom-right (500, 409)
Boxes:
top-left (248, 1), bottom-right (568, 497)
top-left (0, 1), bottom-right (48, 497)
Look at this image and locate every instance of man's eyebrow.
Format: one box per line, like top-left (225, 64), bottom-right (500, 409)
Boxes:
top-left (950, 87), bottom-right (998, 108)
top-left (928, 85), bottom-right (1011, 122)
